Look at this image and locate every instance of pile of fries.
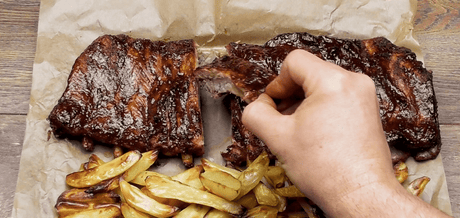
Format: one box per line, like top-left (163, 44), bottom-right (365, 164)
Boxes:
top-left (56, 150), bottom-right (430, 217)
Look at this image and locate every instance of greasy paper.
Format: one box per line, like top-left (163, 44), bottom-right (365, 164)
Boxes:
top-left (12, 0), bottom-right (452, 217)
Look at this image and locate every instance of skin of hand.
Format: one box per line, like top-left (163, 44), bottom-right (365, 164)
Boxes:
top-left (242, 49), bottom-right (451, 217)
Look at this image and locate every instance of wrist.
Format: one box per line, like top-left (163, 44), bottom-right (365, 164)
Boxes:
top-left (321, 178), bottom-right (451, 218)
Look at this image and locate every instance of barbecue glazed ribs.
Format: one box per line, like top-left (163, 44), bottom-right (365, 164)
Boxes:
top-left (196, 32), bottom-right (441, 166)
top-left (48, 35), bottom-right (204, 167)
top-left (221, 95), bottom-right (276, 167)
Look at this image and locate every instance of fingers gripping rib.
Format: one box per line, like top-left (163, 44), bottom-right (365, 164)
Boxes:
top-left (242, 94), bottom-right (289, 150)
top-left (267, 49), bottom-right (348, 99)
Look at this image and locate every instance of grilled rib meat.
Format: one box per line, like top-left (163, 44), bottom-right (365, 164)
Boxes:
top-left (48, 35), bottom-right (204, 167)
top-left (221, 95), bottom-right (275, 167)
top-left (196, 32), bottom-right (441, 166)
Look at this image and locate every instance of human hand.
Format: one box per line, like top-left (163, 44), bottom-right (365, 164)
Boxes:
top-left (242, 50), bottom-right (450, 217)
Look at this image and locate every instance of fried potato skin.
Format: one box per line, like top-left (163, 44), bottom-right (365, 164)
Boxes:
top-left (66, 151), bottom-right (141, 188)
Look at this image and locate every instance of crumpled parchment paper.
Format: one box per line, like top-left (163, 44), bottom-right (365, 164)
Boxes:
top-left (12, 0), bottom-right (452, 217)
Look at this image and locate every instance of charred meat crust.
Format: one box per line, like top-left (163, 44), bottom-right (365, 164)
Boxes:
top-left (48, 34), bottom-right (204, 164)
top-left (221, 95), bottom-right (275, 167)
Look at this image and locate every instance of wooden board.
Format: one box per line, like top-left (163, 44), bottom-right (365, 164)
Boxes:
top-left (0, 115), bottom-right (27, 218)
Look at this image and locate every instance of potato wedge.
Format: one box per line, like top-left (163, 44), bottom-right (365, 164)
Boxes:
top-left (237, 151), bottom-right (269, 199)
top-left (89, 154), bottom-right (106, 165)
top-left (278, 211), bottom-right (312, 218)
top-left (201, 158), bottom-right (241, 178)
top-left (130, 170), bottom-right (171, 186)
top-left (79, 154), bottom-right (105, 171)
top-left (171, 165), bottom-right (205, 190)
top-left (119, 179), bottom-right (179, 217)
top-left (204, 208), bottom-right (233, 218)
top-left (407, 176), bottom-right (430, 197)
top-left (274, 185), bottom-right (305, 198)
top-left (174, 204), bottom-right (210, 218)
top-left (123, 150), bottom-right (159, 182)
top-left (297, 198), bottom-right (321, 218)
top-left (393, 161), bottom-right (409, 184)
top-left (59, 206), bottom-right (121, 218)
top-left (245, 205), bottom-right (278, 218)
top-left (66, 151), bottom-right (141, 188)
top-left (264, 166), bottom-right (286, 188)
top-left (145, 174), bottom-right (244, 215)
top-left (236, 191), bottom-right (258, 209)
top-left (56, 188), bottom-right (120, 204)
top-left (114, 187), bottom-right (125, 203)
top-left (141, 187), bottom-right (188, 209)
top-left (253, 183), bottom-right (278, 206)
top-left (120, 202), bottom-right (151, 218)
top-left (85, 176), bottom-right (120, 193)
top-left (273, 192), bottom-right (287, 212)
top-left (200, 170), bottom-right (241, 201)
top-left (55, 201), bottom-right (92, 217)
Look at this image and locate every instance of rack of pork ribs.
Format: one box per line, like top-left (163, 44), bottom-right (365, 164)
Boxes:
top-left (48, 35), bottom-right (203, 168)
top-left (48, 32), bottom-right (441, 168)
top-left (196, 32), bottom-right (441, 167)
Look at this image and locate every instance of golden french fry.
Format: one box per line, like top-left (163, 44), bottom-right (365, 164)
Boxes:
top-left (119, 179), bottom-right (179, 217)
top-left (66, 151), bottom-right (141, 188)
top-left (145, 174), bottom-right (244, 215)
top-left (89, 154), bottom-right (106, 165)
top-left (253, 183), bottom-right (278, 206)
top-left (55, 202), bottom-right (119, 217)
top-left (201, 158), bottom-right (241, 178)
top-left (245, 205), bottom-right (278, 218)
top-left (297, 198), bottom-right (321, 218)
top-left (237, 151), bottom-right (269, 199)
top-left (274, 185), bottom-right (306, 198)
top-left (200, 170), bottom-right (241, 201)
top-left (114, 187), bottom-right (125, 203)
top-left (55, 201), bottom-right (91, 217)
top-left (79, 154), bottom-right (105, 171)
top-left (59, 206), bottom-right (121, 218)
top-left (56, 188), bottom-right (120, 204)
top-left (141, 187), bottom-right (188, 209)
top-left (278, 211), bottom-right (311, 218)
top-left (204, 208), bottom-right (233, 218)
top-left (78, 163), bottom-right (86, 172)
top-left (130, 170), bottom-right (171, 186)
top-left (236, 191), bottom-right (258, 209)
top-left (264, 166), bottom-right (286, 188)
top-left (407, 176), bottom-right (430, 197)
top-left (120, 202), bottom-right (151, 218)
top-left (394, 161), bottom-right (409, 184)
top-left (273, 192), bottom-right (287, 212)
top-left (174, 204), bottom-right (210, 218)
top-left (123, 150), bottom-right (159, 182)
top-left (171, 165), bottom-right (205, 190)
top-left (85, 176), bottom-right (120, 193)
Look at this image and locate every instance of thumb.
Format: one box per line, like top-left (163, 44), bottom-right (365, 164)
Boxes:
top-left (242, 94), bottom-right (288, 146)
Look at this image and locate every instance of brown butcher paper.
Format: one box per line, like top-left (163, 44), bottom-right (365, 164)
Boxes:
top-left (12, 0), bottom-right (452, 217)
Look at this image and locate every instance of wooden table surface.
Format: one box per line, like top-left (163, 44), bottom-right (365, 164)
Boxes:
top-left (0, 0), bottom-right (459, 217)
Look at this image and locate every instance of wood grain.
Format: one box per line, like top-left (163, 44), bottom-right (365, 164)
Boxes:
top-left (0, 1), bottom-right (40, 217)
top-left (415, 0), bottom-right (460, 33)
top-left (0, 115), bottom-right (27, 218)
top-left (0, 0), bottom-right (40, 115)
top-left (416, 31), bottom-right (460, 125)
top-left (440, 125), bottom-right (460, 217)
